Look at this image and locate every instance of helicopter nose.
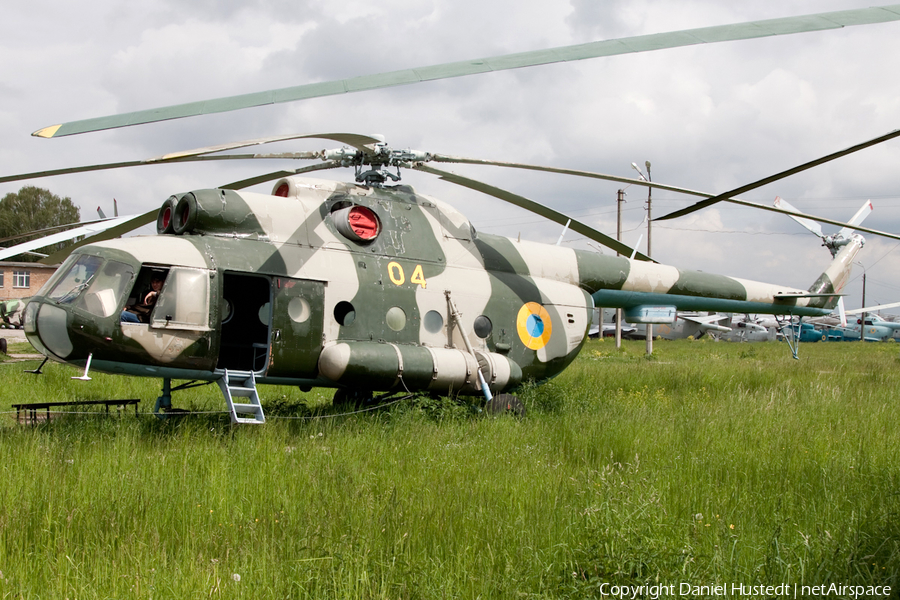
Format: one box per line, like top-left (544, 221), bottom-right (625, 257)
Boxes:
top-left (25, 301), bottom-right (74, 359)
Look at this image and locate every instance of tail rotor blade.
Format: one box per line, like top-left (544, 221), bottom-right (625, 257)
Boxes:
top-left (837, 200), bottom-right (873, 239)
top-left (773, 196), bottom-right (825, 238)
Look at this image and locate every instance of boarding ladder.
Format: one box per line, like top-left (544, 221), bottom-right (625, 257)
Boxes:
top-left (218, 370), bottom-right (266, 424)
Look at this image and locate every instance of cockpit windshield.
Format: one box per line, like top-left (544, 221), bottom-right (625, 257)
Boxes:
top-left (47, 254), bottom-right (135, 318)
top-left (48, 255), bottom-right (104, 303)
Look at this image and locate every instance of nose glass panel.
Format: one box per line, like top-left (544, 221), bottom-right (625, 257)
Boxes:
top-left (36, 303), bottom-right (73, 358)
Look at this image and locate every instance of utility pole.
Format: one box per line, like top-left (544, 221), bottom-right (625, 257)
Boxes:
top-left (615, 189), bottom-right (624, 349)
top-left (645, 161), bottom-right (653, 356)
top-left (860, 271), bottom-right (867, 342)
top-left (631, 161), bottom-right (654, 356)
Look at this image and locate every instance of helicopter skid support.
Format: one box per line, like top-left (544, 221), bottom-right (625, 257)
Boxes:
top-left (71, 353), bottom-right (93, 381)
top-left (153, 377), bottom-right (173, 419)
top-left (776, 316), bottom-right (801, 360)
top-left (24, 356), bottom-right (49, 374)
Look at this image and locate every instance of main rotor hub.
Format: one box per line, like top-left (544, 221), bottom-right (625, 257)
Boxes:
top-left (322, 144), bottom-right (432, 187)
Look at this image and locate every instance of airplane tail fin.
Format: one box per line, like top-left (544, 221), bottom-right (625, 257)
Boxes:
top-left (806, 234), bottom-right (864, 310)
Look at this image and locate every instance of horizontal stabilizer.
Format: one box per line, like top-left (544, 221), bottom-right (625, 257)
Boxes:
top-left (774, 293), bottom-right (844, 299)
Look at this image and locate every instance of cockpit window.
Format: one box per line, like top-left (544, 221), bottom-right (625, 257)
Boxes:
top-left (36, 254), bottom-right (78, 298)
top-left (78, 260), bottom-right (135, 317)
top-left (48, 255), bottom-right (105, 303)
top-left (46, 255), bottom-right (135, 318)
top-left (150, 267), bottom-right (211, 330)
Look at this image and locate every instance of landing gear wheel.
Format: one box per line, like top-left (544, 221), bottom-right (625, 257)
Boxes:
top-left (332, 388), bottom-right (374, 408)
top-left (485, 393), bottom-right (525, 417)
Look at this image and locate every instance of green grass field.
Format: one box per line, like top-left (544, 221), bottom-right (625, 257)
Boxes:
top-left (0, 338), bottom-right (898, 599)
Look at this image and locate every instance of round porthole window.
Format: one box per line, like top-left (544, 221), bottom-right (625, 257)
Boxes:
top-left (288, 296), bottom-right (311, 323)
top-left (474, 315), bottom-right (493, 338)
top-left (221, 299), bottom-right (233, 324)
top-left (258, 302), bottom-right (271, 325)
top-left (423, 310), bottom-right (444, 333)
top-left (386, 306), bottom-right (407, 331)
top-left (334, 301), bottom-right (356, 326)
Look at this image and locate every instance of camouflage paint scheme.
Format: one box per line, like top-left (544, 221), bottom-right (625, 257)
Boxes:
top-left (23, 177), bottom-right (861, 400)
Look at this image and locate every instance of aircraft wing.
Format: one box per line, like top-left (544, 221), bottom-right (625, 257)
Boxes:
top-left (0, 213), bottom-right (150, 262)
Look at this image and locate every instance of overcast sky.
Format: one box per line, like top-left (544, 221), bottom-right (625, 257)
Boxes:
top-left (2, 0), bottom-right (899, 312)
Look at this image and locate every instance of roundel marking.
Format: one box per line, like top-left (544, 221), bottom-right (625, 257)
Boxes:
top-left (517, 302), bottom-right (553, 350)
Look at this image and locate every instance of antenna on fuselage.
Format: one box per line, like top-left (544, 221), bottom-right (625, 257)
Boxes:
top-left (556, 219), bottom-right (571, 246)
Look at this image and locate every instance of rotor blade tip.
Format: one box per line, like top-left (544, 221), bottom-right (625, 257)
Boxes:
top-left (32, 124), bottom-right (62, 138)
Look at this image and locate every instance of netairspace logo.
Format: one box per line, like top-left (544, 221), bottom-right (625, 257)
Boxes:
top-left (595, 582), bottom-right (892, 599)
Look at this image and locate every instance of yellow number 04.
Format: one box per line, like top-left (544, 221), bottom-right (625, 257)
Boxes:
top-left (387, 262), bottom-right (427, 289)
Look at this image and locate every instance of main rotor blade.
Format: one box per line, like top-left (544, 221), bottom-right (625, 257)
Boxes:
top-left (37, 210), bottom-right (157, 265)
top-left (222, 160), bottom-right (342, 190)
top-left (32, 159), bottom-right (345, 263)
top-left (0, 216), bottom-right (117, 245)
top-left (0, 152), bottom-right (321, 186)
top-left (0, 132), bottom-right (378, 185)
top-left (0, 213), bottom-right (151, 262)
top-left (154, 132), bottom-right (384, 160)
top-left (715, 196), bottom-right (900, 241)
top-left (428, 154), bottom-right (900, 242)
top-left (431, 154), bottom-right (711, 195)
top-left (656, 127), bottom-right (900, 221)
top-left (34, 5), bottom-right (900, 138)
top-left (413, 163), bottom-right (655, 262)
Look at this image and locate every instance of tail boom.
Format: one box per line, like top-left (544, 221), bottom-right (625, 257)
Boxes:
top-left (576, 239), bottom-right (862, 317)
top-left (805, 235), bottom-right (864, 309)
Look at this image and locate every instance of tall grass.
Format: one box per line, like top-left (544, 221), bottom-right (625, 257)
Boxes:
top-left (0, 339), bottom-right (898, 598)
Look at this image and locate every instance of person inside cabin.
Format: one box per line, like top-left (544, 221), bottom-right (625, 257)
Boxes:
top-left (121, 271), bottom-right (166, 323)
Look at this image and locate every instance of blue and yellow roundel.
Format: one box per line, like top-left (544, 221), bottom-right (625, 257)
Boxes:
top-left (517, 302), bottom-right (553, 350)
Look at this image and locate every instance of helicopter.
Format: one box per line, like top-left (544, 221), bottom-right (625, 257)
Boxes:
top-left (7, 6), bottom-right (900, 423)
top-left (10, 132), bottom-right (876, 423)
top-left (822, 312), bottom-right (900, 342)
top-left (716, 318), bottom-right (777, 343)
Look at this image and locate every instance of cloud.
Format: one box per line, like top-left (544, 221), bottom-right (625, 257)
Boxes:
top-left (1, 0), bottom-right (898, 311)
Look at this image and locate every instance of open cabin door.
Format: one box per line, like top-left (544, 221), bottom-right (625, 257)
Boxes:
top-left (266, 277), bottom-right (325, 378)
top-left (217, 272), bottom-right (271, 372)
